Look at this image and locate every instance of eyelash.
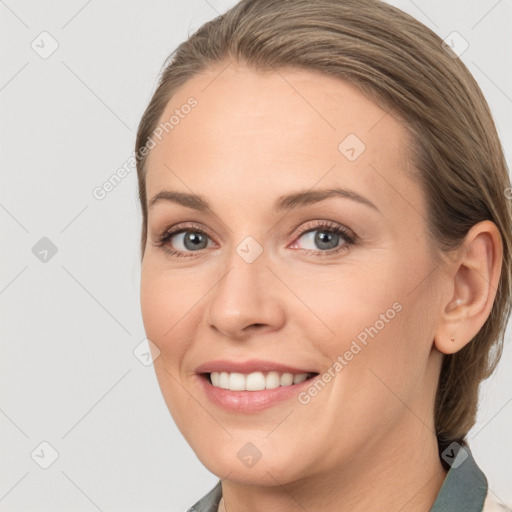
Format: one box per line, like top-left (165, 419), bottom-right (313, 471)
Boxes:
top-left (153, 220), bottom-right (357, 259)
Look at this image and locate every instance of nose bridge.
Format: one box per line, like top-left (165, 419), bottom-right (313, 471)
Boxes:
top-left (214, 236), bottom-right (268, 312)
top-left (205, 234), bottom-right (285, 336)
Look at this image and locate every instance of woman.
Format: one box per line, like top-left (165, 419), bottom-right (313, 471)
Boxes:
top-left (135, 0), bottom-right (511, 510)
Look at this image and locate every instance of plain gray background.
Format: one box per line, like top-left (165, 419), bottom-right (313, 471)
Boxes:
top-left (1, 0), bottom-right (511, 510)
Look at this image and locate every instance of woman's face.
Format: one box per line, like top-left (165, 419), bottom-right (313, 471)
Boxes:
top-left (140, 62), bottom-right (447, 485)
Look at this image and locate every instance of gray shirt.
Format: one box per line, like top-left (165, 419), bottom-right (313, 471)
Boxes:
top-left (186, 441), bottom-right (500, 512)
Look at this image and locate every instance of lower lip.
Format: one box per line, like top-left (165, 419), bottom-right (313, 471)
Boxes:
top-left (197, 374), bottom-right (318, 412)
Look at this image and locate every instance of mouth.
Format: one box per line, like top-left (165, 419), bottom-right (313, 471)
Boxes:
top-left (194, 359), bottom-right (321, 412)
top-left (196, 369), bottom-right (320, 412)
top-left (202, 370), bottom-right (319, 391)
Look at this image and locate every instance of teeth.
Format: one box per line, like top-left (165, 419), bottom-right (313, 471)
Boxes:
top-left (266, 371), bottom-right (281, 389)
top-left (229, 372), bottom-right (245, 391)
top-left (293, 373), bottom-right (308, 384)
top-left (209, 371), bottom-right (312, 391)
top-left (280, 373), bottom-right (294, 386)
top-left (246, 372), bottom-right (266, 391)
top-left (219, 372), bottom-right (229, 389)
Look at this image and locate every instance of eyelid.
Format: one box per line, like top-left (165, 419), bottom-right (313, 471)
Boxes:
top-left (293, 219), bottom-right (355, 237)
top-left (158, 222), bottom-right (217, 242)
top-left (157, 219), bottom-right (354, 242)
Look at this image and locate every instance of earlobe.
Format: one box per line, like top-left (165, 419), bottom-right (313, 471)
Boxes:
top-left (448, 299), bottom-right (464, 345)
top-left (433, 221), bottom-right (503, 355)
top-left (434, 298), bottom-right (468, 355)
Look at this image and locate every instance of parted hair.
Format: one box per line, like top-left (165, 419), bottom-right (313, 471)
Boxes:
top-left (135, 0), bottom-right (512, 453)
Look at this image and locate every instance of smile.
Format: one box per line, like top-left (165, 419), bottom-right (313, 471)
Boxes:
top-left (208, 371), bottom-right (315, 391)
top-left (194, 359), bottom-right (320, 412)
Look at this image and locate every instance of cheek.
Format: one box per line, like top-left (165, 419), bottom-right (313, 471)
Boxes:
top-left (299, 260), bottom-right (427, 398)
top-left (139, 263), bottom-right (221, 406)
top-left (140, 272), bottom-right (197, 426)
top-left (323, 289), bottom-right (437, 437)
top-left (140, 266), bottom-right (189, 364)
top-left (290, 262), bottom-right (399, 344)
top-left (140, 275), bottom-right (168, 348)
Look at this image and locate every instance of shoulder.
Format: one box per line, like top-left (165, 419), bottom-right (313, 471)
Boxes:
top-left (482, 490), bottom-right (512, 512)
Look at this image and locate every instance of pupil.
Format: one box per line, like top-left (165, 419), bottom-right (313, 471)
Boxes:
top-left (316, 231), bottom-right (338, 249)
top-left (185, 232), bottom-right (207, 250)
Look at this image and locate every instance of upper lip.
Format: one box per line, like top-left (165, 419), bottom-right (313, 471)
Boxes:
top-left (195, 359), bottom-right (317, 375)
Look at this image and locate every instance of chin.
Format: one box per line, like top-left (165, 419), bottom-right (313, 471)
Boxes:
top-left (189, 435), bottom-right (311, 486)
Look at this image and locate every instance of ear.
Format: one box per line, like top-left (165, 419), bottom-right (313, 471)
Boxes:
top-left (434, 220), bottom-right (503, 355)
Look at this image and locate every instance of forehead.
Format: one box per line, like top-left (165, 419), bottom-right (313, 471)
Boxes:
top-left (144, 62), bottom-right (423, 220)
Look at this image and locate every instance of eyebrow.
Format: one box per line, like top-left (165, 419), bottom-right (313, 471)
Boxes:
top-left (148, 187), bottom-right (379, 213)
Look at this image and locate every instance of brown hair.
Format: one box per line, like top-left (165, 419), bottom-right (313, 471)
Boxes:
top-left (135, 0), bottom-right (512, 451)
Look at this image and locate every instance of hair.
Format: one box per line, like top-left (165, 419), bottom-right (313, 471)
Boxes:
top-left (135, 0), bottom-right (512, 455)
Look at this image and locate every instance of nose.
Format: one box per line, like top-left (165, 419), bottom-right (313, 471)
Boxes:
top-left (205, 247), bottom-right (286, 340)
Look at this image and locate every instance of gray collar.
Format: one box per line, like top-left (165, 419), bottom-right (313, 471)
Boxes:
top-left (187, 442), bottom-right (487, 512)
top-left (187, 480), bottom-right (222, 512)
top-left (430, 440), bottom-right (488, 511)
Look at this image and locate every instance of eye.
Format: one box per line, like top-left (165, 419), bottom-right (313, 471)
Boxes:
top-left (290, 221), bottom-right (356, 256)
top-left (154, 223), bottom-right (215, 258)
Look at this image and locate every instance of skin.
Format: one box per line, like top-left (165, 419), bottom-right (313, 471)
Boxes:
top-left (139, 61), bottom-right (502, 512)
